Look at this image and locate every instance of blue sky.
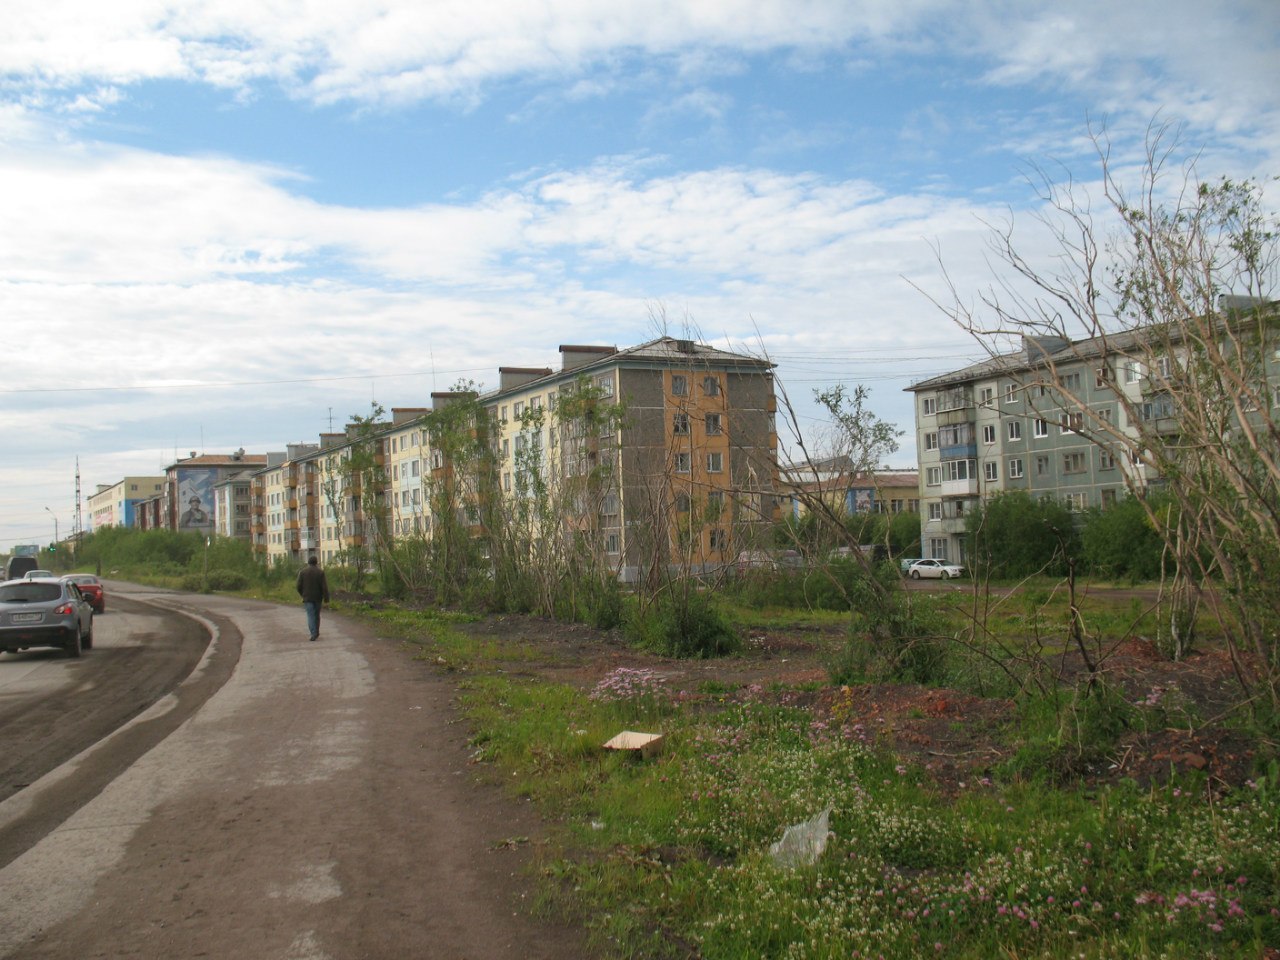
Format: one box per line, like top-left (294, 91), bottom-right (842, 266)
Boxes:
top-left (2, 0), bottom-right (1278, 550)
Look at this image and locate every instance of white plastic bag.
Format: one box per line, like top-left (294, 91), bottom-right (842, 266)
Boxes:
top-left (768, 806), bottom-right (832, 868)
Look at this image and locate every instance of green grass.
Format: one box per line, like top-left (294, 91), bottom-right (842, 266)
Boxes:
top-left (358, 610), bottom-right (1279, 959)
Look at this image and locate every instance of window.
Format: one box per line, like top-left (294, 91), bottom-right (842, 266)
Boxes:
top-left (1095, 364), bottom-right (1111, 388)
top-left (500, 405), bottom-right (508, 422)
top-left (1035, 455), bottom-right (1050, 476)
top-left (675, 453), bottom-right (691, 473)
top-left (1007, 421), bottom-right (1022, 441)
top-left (503, 473), bottom-right (511, 492)
top-left (925, 467), bottom-right (941, 486)
top-left (979, 387), bottom-right (995, 407)
top-left (709, 528), bottom-right (728, 551)
top-left (704, 413), bottom-right (722, 436)
top-left (981, 424), bottom-right (996, 444)
top-left (598, 375), bottom-right (614, 397)
top-left (673, 412), bottom-right (690, 435)
top-left (530, 395), bottom-right (542, 410)
top-left (928, 502), bottom-right (942, 521)
top-left (1008, 458), bottom-right (1024, 479)
top-left (984, 461), bottom-right (999, 482)
top-left (1099, 449), bottom-right (1117, 470)
top-left (924, 432), bottom-right (939, 451)
top-left (1101, 488), bottom-right (1119, 508)
top-left (1064, 492), bottom-right (1087, 512)
top-left (1124, 360), bottom-right (1144, 383)
top-left (1061, 372), bottom-right (1082, 391)
top-left (675, 492), bottom-right (691, 513)
top-left (605, 533), bottom-right (620, 555)
top-left (1004, 383), bottom-right (1018, 403)
top-left (1156, 356), bottom-right (1173, 378)
top-left (928, 539), bottom-right (949, 561)
top-left (671, 375), bottom-right (688, 396)
top-left (942, 459), bottom-right (975, 481)
top-left (706, 452), bottom-right (723, 472)
top-left (1059, 411), bottom-right (1084, 433)
top-left (706, 490), bottom-right (724, 518)
top-left (921, 396), bottom-right (937, 416)
top-left (702, 376), bottom-right (721, 397)
top-left (601, 493), bottom-right (620, 516)
top-left (1034, 419), bottom-right (1049, 438)
top-left (513, 401), bottom-right (525, 418)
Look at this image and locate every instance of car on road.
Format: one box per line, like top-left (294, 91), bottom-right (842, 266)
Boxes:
top-left (907, 558), bottom-right (966, 580)
top-left (63, 574), bottom-right (105, 613)
top-left (0, 577), bottom-right (94, 657)
top-left (5, 555), bottom-right (38, 580)
top-left (23, 569), bottom-right (56, 580)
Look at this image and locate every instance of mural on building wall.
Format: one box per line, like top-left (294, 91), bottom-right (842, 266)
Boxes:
top-left (177, 469), bottom-right (216, 531)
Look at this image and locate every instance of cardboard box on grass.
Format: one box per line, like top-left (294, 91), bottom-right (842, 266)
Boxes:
top-left (602, 730), bottom-right (665, 760)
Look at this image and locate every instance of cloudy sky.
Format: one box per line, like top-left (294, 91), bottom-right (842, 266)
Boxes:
top-left (2, 0), bottom-right (1277, 550)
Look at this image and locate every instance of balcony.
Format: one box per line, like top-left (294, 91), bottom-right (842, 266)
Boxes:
top-left (936, 406), bottom-right (974, 427)
top-left (939, 442), bottom-right (977, 461)
top-left (941, 478), bottom-right (979, 497)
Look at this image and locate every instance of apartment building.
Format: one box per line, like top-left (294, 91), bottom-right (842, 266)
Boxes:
top-left (783, 459), bottom-right (919, 519)
top-left (160, 450), bottom-right (269, 535)
top-left (212, 473), bottom-right (256, 541)
top-left (907, 331), bottom-right (1191, 563)
top-left (481, 337), bottom-right (780, 581)
top-left (244, 444), bottom-right (321, 565)
top-left (385, 408), bottom-right (432, 541)
top-left (87, 476), bottom-right (166, 532)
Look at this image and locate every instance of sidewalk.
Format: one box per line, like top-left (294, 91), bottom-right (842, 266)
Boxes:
top-left (0, 588), bottom-right (589, 959)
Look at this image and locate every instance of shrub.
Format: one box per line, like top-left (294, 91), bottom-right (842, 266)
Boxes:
top-left (626, 593), bottom-right (739, 658)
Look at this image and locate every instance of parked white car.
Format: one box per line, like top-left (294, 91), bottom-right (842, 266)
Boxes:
top-left (907, 559), bottom-right (965, 580)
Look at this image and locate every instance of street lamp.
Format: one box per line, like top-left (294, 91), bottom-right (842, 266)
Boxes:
top-left (44, 507), bottom-right (58, 555)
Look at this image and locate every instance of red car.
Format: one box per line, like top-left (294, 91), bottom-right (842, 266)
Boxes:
top-left (63, 574), bottom-right (105, 613)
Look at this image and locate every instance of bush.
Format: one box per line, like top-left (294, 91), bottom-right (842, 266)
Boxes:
top-left (1080, 493), bottom-right (1169, 580)
top-left (626, 592), bottom-right (739, 658)
top-left (826, 591), bottom-right (950, 685)
top-left (967, 490), bottom-right (1079, 579)
top-left (1000, 680), bottom-right (1134, 784)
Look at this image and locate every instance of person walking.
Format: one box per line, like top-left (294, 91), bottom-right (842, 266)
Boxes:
top-left (296, 555), bottom-right (330, 641)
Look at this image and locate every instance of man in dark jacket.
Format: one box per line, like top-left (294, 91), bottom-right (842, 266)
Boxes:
top-left (296, 556), bottom-right (331, 642)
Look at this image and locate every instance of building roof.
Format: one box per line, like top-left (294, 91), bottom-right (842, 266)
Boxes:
top-left (480, 336), bottom-right (774, 403)
top-left (165, 452), bottom-right (269, 470)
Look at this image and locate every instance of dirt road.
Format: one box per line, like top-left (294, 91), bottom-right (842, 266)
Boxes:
top-left (0, 585), bottom-right (591, 959)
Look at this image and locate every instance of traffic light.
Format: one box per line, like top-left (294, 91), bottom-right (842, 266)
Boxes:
top-left (48, 543), bottom-right (56, 553)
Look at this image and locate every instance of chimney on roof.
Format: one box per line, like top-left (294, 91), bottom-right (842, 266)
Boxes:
top-left (498, 367), bottom-right (553, 390)
top-left (190, 451), bottom-right (197, 459)
top-left (1023, 335), bottom-right (1071, 365)
top-left (674, 338), bottom-right (696, 354)
top-left (391, 407), bottom-right (430, 426)
top-left (559, 344), bottom-right (616, 371)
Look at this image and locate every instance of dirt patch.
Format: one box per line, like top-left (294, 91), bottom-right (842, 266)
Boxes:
top-left (455, 613), bottom-right (1273, 794)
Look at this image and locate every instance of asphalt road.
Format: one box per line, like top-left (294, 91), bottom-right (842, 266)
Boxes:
top-left (0, 584), bottom-right (590, 960)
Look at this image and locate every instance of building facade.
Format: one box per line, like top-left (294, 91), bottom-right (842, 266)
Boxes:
top-left (87, 476), bottom-right (166, 532)
top-left (907, 333), bottom-right (1171, 562)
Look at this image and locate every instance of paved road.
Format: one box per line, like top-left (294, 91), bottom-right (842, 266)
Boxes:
top-left (0, 585), bottom-right (590, 960)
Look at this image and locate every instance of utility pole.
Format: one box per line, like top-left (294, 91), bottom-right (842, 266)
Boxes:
top-left (44, 506), bottom-right (58, 562)
top-left (74, 457), bottom-right (83, 551)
